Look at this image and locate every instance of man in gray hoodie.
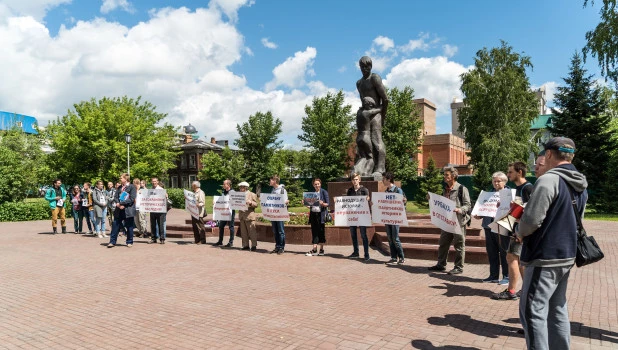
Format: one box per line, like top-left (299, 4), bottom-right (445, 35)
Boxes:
top-left (514, 137), bottom-right (588, 350)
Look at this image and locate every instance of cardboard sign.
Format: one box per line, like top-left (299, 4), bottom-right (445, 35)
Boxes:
top-left (184, 189), bottom-right (200, 219)
top-left (139, 189), bottom-right (167, 213)
top-left (303, 192), bottom-right (319, 207)
top-left (228, 191), bottom-right (248, 211)
top-left (259, 193), bottom-right (289, 222)
top-left (213, 195), bottom-right (232, 221)
top-left (371, 192), bottom-right (408, 226)
top-left (471, 190), bottom-right (500, 217)
top-left (489, 188), bottom-right (516, 236)
top-left (429, 192), bottom-right (463, 235)
top-left (334, 196), bottom-right (372, 227)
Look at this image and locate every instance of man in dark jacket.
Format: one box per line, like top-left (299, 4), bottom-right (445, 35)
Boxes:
top-left (107, 173), bottom-right (137, 248)
top-left (347, 173), bottom-right (371, 261)
top-left (514, 137), bottom-right (588, 350)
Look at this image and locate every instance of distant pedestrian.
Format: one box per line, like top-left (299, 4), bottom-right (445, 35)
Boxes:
top-left (69, 185), bottom-right (84, 234)
top-left (92, 180), bottom-right (108, 238)
top-left (45, 179), bottom-right (67, 234)
top-left (133, 178), bottom-right (148, 238)
top-left (81, 182), bottom-right (95, 235)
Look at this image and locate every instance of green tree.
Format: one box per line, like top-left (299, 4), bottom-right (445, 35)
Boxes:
top-left (44, 96), bottom-right (179, 185)
top-left (458, 41), bottom-right (539, 192)
top-left (234, 111), bottom-right (282, 194)
top-left (199, 147), bottom-right (246, 184)
top-left (415, 156), bottom-right (444, 207)
top-left (383, 86), bottom-right (423, 184)
top-left (583, 0), bottom-right (618, 85)
top-left (549, 52), bottom-right (617, 208)
top-left (298, 91), bottom-right (354, 181)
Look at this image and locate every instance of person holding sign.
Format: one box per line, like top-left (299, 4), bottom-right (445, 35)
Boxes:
top-left (382, 172), bottom-right (406, 265)
top-left (191, 181), bottom-right (207, 245)
top-left (44, 178), bottom-right (67, 234)
top-left (346, 173), bottom-right (371, 261)
top-left (107, 173), bottom-right (137, 248)
top-left (428, 166), bottom-right (471, 275)
top-left (92, 180), bottom-right (108, 238)
top-left (148, 177), bottom-right (167, 244)
top-left (215, 179), bottom-right (236, 248)
top-left (305, 178), bottom-right (330, 257)
top-left (237, 182), bottom-right (258, 251)
top-left (269, 175), bottom-right (288, 255)
top-left (81, 182), bottom-right (95, 235)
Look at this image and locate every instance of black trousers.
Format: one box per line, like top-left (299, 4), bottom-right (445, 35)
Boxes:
top-left (309, 211), bottom-right (326, 244)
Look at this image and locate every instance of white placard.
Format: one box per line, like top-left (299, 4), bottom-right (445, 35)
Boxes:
top-left (371, 192), bottom-right (408, 226)
top-left (184, 189), bottom-right (200, 219)
top-left (213, 195), bottom-right (232, 221)
top-left (471, 190), bottom-right (500, 217)
top-left (259, 193), bottom-right (289, 222)
top-left (229, 191), bottom-right (248, 211)
top-left (429, 192), bottom-right (463, 235)
top-left (334, 196), bottom-right (372, 227)
top-left (139, 189), bottom-right (167, 213)
top-left (489, 188), bottom-right (516, 236)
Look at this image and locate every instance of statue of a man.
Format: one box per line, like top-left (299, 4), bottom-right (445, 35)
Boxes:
top-left (354, 56), bottom-right (389, 177)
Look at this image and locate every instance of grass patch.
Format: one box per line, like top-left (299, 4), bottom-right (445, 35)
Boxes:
top-left (585, 213), bottom-right (618, 221)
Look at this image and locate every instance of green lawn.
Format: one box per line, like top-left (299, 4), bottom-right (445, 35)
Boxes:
top-left (585, 213), bottom-right (618, 221)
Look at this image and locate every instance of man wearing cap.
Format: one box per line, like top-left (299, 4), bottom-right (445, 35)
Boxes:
top-left (237, 181), bottom-right (258, 251)
top-left (514, 137), bottom-right (588, 349)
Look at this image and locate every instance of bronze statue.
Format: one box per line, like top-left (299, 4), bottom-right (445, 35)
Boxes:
top-left (354, 56), bottom-right (388, 177)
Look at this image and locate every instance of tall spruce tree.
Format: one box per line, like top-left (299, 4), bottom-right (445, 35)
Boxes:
top-left (415, 156), bottom-right (444, 207)
top-left (550, 52), bottom-right (616, 208)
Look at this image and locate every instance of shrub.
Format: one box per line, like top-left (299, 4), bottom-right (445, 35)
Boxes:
top-left (0, 199), bottom-right (51, 222)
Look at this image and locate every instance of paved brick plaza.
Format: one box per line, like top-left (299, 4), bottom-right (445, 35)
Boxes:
top-left (0, 212), bottom-right (617, 350)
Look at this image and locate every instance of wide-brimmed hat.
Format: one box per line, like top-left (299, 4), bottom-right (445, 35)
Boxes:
top-left (238, 181), bottom-right (250, 187)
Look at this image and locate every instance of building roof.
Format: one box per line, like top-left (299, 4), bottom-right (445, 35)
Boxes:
top-left (178, 139), bottom-right (225, 151)
top-left (531, 114), bottom-right (552, 130)
top-left (0, 111), bottom-right (38, 134)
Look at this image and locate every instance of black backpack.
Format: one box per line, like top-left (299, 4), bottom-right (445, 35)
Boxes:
top-left (458, 185), bottom-right (472, 227)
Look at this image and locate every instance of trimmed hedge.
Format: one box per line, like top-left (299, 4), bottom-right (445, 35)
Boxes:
top-left (0, 199), bottom-right (51, 222)
top-left (167, 188), bottom-right (186, 209)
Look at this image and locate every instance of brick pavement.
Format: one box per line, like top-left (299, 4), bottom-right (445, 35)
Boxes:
top-left (0, 213), bottom-right (616, 350)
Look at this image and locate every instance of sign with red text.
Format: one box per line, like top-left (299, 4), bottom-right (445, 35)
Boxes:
top-left (471, 190), bottom-right (500, 217)
top-left (259, 193), bottom-right (289, 222)
top-left (429, 192), bottom-right (462, 235)
top-left (334, 196), bottom-right (372, 227)
top-left (138, 189), bottom-right (167, 213)
top-left (184, 189), bottom-right (200, 219)
top-left (371, 192), bottom-right (408, 226)
top-left (213, 195), bottom-right (232, 221)
top-left (228, 191), bottom-right (248, 211)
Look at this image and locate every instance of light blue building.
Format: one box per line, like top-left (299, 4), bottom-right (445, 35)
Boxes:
top-left (0, 111), bottom-right (39, 134)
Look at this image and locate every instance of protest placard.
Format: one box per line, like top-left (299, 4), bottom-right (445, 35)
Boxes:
top-left (138, 189), bottom-right (167, 213)
top-left (213, 195), bottom-right (232, 221)
top-left (471, 190), bottom-right (500, 217)
top-left (302, 192), bottom-right (319, 207)
top-left (259, 193), bottom-right (289, 222)
top-left (334, 196), bottom-right (372, 227)
top-left (184, 189), bottom-right (200, 219)
top-left (371, 192), bottom-right (408, 226)
top-left (228, 191), bottom-right (248, 211)
top-left (428, 192), bottom-right (462, 235)
top-left (489, 188), bottom-right (516, 236)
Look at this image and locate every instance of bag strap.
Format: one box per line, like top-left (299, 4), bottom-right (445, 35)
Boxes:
top-left (563, 180), bottom-right (585, 238)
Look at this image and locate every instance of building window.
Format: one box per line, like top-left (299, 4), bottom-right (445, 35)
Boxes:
top-left (189, 175), bottom-right (197, 185)
top-left (182, 176), bottom-right (189, 189)
top-left (180, 155), bottom-right (187, 169)
top-left (171, 176), bottom-right (178, 188)
top-left (189, 154), bottom-right (196, 168)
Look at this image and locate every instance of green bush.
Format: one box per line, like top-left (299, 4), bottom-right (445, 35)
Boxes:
top-left (167, 188), bottom-right (186, 209)
top-left (0, 199), bottom-right (51, 222)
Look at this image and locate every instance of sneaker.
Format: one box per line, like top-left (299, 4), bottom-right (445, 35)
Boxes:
top-left (107, 243), bottom-right (114, 248)
top-left (318, 249), bottom-right (325, 256)
top-left (127, 244), bottom-right (133, 248)
top-left (306, 249), bottom-right (318, 256)
top-left (447, 268), bottom-right (463, 275)
top-left (482, 277), bottom-right (499, 283)
top-left (428, 265), bottom-right (446, 272)
top-left (364, 256), bottom-right (370, 262)
top-left (148, 239), bottom-right (157, 244)
top-left (347, 253), bottom-right (360, 259)
top-left (491, 289), bottom-right (518, 300)
top-left (250, 246), bottom-right (257, 252)
top-left (385, 258), bottom-right (398, 265)
top-left (397, 259), bottom-right (405, 265)
top-left (276, 249), bottom-right (284, 255)
top-left (97, 233), bottom-right (103, 238)
top-left (61, 227), bottom-right (67, 234)
top-left (270, 248), bottom-right (279, 254)
top-left (102, 234), bottom-right (108, 238)
top-left (225, 242), bottom-right (233, 248)
top-left (516, 290), bottom-right (522, 298)
top-left (498, 277), bottom-right (510, 285)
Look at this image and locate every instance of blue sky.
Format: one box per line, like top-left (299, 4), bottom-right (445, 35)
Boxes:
top-left (0, 0), bottom-right (605, 146)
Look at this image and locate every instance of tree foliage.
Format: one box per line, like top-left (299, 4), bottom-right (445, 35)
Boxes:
top-left (458, 41), bottom-right (539, 192)
top-left (199, 147), bottom-right (246, 184)
top-left (298, 91), bottom-right (354, 181)
top-left (383, 86), bottom-right (423, 184)
top-left (584, 0), bottom-right (618, 85)
top-left (415, 156), bottom-right (444, 207)
top-left (44, 96), bottom-right (179, 185)
top-left (550, 52), bottom-right (618, 209)
top-left (0, 128), bottom-right (49, 202)
top-left (234, 111), bottom-right (282, 194)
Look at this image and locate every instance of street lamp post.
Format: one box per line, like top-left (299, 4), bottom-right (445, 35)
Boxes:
top-left (125, 133), bottom-right (132, 177)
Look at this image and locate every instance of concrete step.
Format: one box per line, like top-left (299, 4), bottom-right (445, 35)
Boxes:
top-left (377, 241), bottom-right (488, 264)
top-left (166, 226), bottom-right (235, 239)
top-left (377, 225), bottom-right (482, 236)
top-left (374, 232), bottom-right (486, 247)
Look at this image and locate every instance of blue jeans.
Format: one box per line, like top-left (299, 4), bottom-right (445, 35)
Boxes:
top-left (385, 224), bottom-right (404, 260)
top-left (95, 208), bottom-right (107, 233)
top-left (71, 208), bottom-right (84, 233)
top-left (82, 207), bottom-right (94, 232)
top-left (271, 221), bottom-right (285, 249)
top-left (109, 212), bottom-right (134, 245)
top-left (484, 228), bottom-right (508, 279)
top-left (350, 226), bottom-right (369, 257)
top-left (150, 213), bottom-right (167, 241)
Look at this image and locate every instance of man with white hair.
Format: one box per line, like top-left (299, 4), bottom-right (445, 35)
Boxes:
top-left (237, 181), bottom-right (258, 251)
top-left (191, 181), bottom-right (207, 245)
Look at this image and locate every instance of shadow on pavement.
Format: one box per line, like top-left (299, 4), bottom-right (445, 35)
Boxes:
top-left (429, 283), bottom-right (494, 298)
top-left (411, 339), bottom-right (480, 350)
top-left (427, 314), bottom-right (523, 339)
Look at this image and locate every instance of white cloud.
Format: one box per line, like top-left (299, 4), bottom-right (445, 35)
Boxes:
top-left (373, 35), bottom-right (394, 52)
top-left (0, 0), bottom-right (71, 21)
top-left (261, 37), bottom-right (277, 49)
top-left (265, 47), bottom-right (317, 91)
top-left (443, 44), bottom-right (458, 57)
top-left (398, 33), bottom-right (440, 53)
top-left (208, 0), bottom-right (254, 22)
top-left (384, 56), bottom-right (472, 122)
top-left (100, 0), bottom-right (134, 14)
top-left (338, 65), bottom-right (347, 73)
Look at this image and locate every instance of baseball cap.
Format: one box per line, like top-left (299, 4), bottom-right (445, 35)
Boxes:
top-left (543, 137), bottom-right (575, 153)
top-left (238, 181), bottom-right (250, 187)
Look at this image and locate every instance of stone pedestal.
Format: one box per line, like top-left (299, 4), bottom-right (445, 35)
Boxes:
top-left (326, 179), bottom-right (401, 210)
